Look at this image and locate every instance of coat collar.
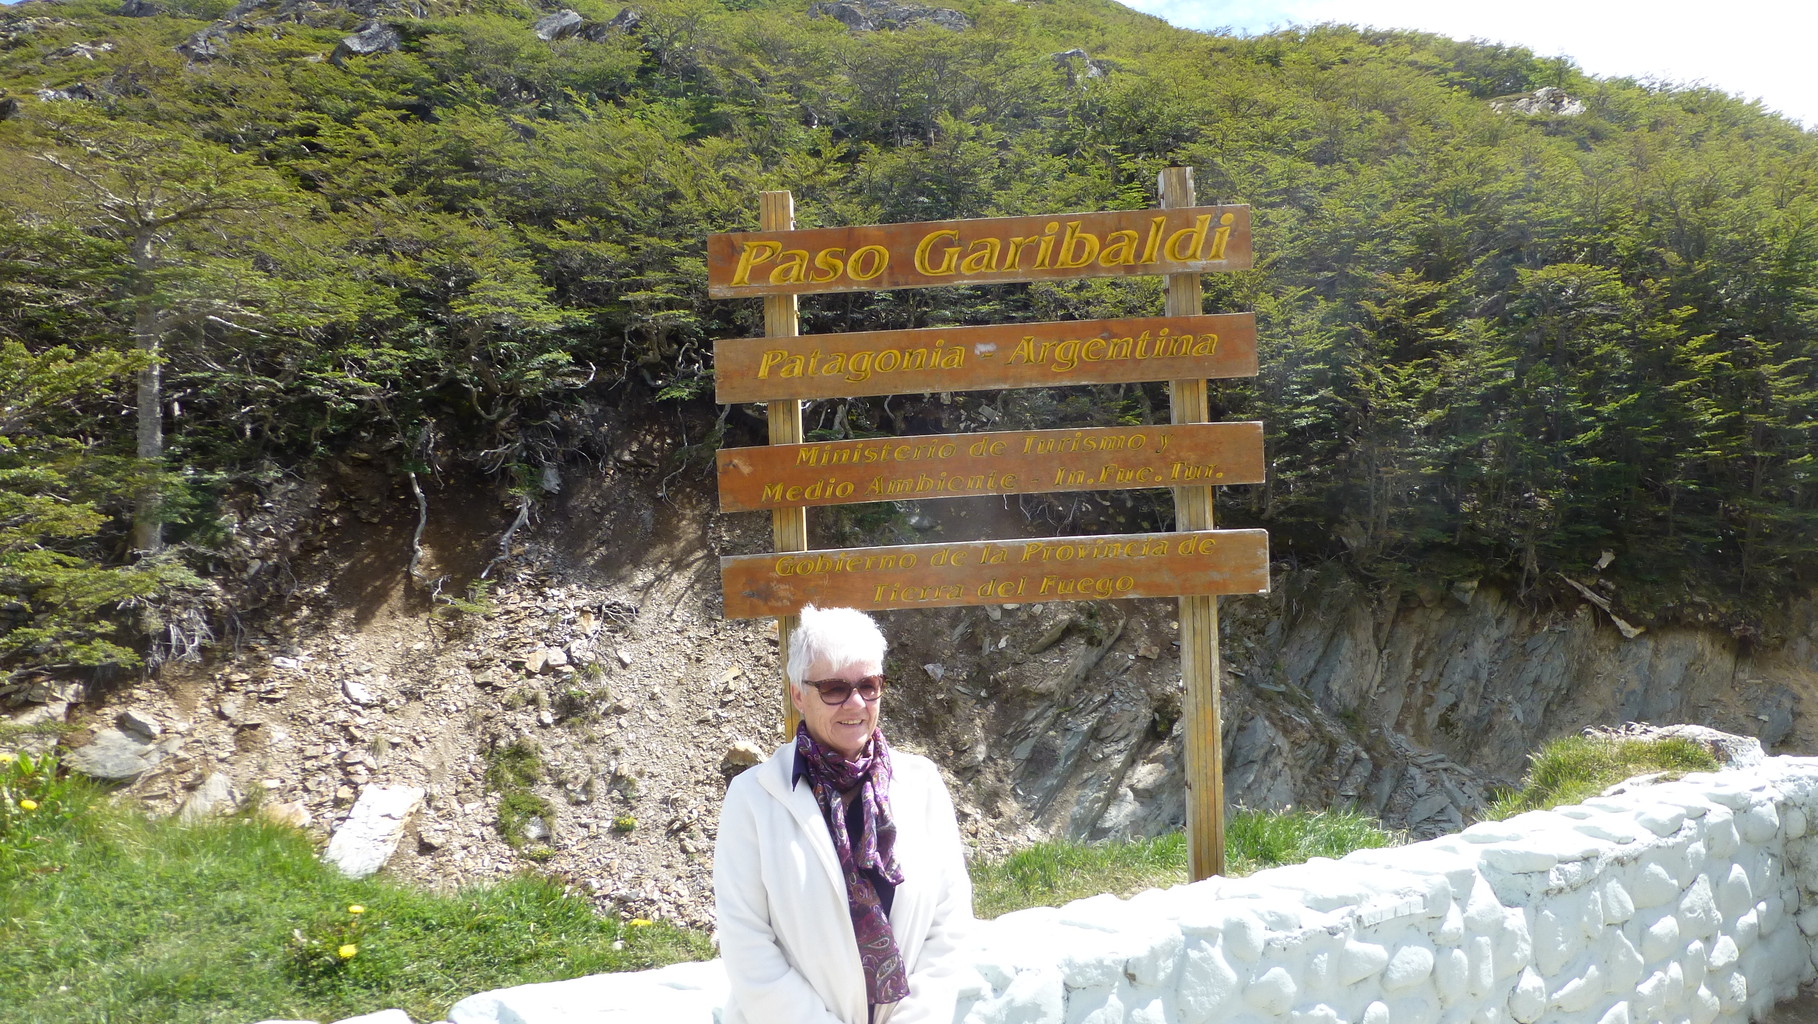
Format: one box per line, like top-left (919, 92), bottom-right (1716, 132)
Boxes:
top-left (755, 740), bottom-right (849, 899)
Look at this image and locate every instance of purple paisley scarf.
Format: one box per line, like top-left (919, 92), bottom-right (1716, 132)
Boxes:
top-left (795, 721), bottom-right (910, 1006)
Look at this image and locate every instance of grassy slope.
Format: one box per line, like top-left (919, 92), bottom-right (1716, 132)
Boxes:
top-left (0, 755), bottom-right (709, 1024)
top-left (1486, 735), bottom-right (1720, 820)
top-left (1, 734), bottom-right (1718, 1020)
top-left (970, 808), bottom-right (1401, 919)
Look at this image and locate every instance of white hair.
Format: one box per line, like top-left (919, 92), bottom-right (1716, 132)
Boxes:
top-left (785, 605), bottom-right (887, 692)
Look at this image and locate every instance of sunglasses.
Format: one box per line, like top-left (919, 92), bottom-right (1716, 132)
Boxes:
top-left (804, 675), bottom-right (886, 705)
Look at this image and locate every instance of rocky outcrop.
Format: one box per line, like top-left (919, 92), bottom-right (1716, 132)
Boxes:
top-left (177, 26), bottom-right (235, 60)
top-left (899, 567), bottom-right (1818, 845)
top-left (33, 83), bottom-right (97, 101)
top-left (808, 0), bottom-right (971, 33)
top-left (531, 9), bottom-right (636, 44)
top-left (48, 40), bottom-right (115, 60)
top-left (1051, 47), bottom-right (1112, 86)
top-left (532, 10), bottom-right (585, 41)
top-left (221, 0), bottom-right (424, 26)
top-left (330, 23), bottom-right (401, 66)
top-left (1493, 85), bottom-right (1586, 117)
top-left (171, 0), bottom-right (424, 60)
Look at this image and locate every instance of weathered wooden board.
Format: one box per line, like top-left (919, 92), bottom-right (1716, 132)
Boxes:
top-left (720, 529), bottom-right (1269, 618)
top-left (714, 313), bottom-right (1255, 403)
top-left (717, 422), bottom-right (1264, 512)
top-left (707, 206), bottom-right (1252, 298)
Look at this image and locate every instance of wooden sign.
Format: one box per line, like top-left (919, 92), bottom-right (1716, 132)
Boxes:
top-left (720, 529), bottom-right (1269, 618)
top-left (718, 422), bottom-right (1264, 512)
top-left (707, 206), bottom-right (1252, 298)
top-left (715, 314), bottom-right (1256, 403)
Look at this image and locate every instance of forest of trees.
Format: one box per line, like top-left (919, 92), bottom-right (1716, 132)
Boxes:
top-left (2, 0), bottom-right (1816, 680)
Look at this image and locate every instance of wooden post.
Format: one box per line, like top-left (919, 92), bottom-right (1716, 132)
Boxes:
top-left (761, 190), bottom-right (807, 738)
top-left (1160, 167), bottom-right (1225, 881)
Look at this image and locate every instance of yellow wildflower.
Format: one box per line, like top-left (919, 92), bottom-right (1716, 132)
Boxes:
top-left (348, 904), bottom-right (366, 915)
top-left (0, 752), bottom-right (14, 764)
top-left (18, 799), bottom-right (37, 811)
top-left (629, 918), bottom-right (652, 927)
top-left (337, 944), bottom-right (358, 960)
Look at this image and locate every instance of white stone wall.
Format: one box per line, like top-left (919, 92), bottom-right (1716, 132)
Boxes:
top-left (448, 757), bottom-right (1818, 1024)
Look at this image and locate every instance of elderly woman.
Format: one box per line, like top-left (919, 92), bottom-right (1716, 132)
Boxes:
top-left (714, 605), bottom-right (974, 1024)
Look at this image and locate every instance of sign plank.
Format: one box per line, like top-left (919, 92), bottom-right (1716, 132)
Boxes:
top-left (718, 422), bottom-right (1264, 512)
top-left (707, 206), bottom-right (1252, 298)
top-left (714, 313), bottom-right (1255, 403)
top-left (720, 529), bottom-right (1269, 618)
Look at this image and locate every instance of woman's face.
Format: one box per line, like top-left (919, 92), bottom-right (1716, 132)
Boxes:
top-left (792, 655), bottom-right (883, 760)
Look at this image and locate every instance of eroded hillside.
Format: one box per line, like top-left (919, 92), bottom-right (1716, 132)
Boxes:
top-left (14, 397), bottom-right (1815, 929)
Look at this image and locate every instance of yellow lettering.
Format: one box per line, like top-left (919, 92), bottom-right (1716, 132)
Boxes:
top-left (1055, 221), bottom-right (1099, 269)
top-left (845, 351), bottom-right (871, 382)
top-left (1034, 222), bottom-right (1060, 269)
top-left (1140, 216), bottom-right (1166, 263)
top-left (1098, 229), bottom-right (1140, 266)
top-left (768, 249), bottom-right (810, 284)
top-left (767, 351), bottom-right (804, 378)
top-left (1004, 235), bottom-right (1039, 269)
top-left (731, 241), bottom-right (782, 287)
top-left (1207, 212), bottom-right (1236, 259)
top-left (960, 239), bottom-right (1001, 274)
top-left (914, 230), bottom-right (961, 276)
top-left (1165, 214), bottom-right (1212, 262)
top-left (810, 247), bottom-right (846, 283)
top-left (848, 245), bottom-right (889, 281)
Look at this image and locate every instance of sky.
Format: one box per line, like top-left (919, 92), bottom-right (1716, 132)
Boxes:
top-left (1115, 0), bottom-right (1818, 129)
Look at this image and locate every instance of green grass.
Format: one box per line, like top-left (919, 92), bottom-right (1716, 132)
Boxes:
top-left (968, 808), bottom-right (1401, 919)
top-left (485, 740), bottom-right (556, 850)
top-left (1485, 734), bottom-right (1721, 819)
top-left (0, 752), bottom-right (712, 1024)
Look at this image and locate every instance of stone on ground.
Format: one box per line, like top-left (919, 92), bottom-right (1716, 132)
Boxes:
top-left (63, 727), bottom-right (162, 781)
top-left (322, 785), bottom-right (425, 879)
top-left (179, 772), bottom-right (240, 820)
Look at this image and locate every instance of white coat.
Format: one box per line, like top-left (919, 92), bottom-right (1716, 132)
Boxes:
top-left (713, 741), bottom-right (974, 1024)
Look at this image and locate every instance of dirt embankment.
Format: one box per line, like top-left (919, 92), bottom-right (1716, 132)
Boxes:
top-left (13, 403), bottom-right (1818, 929)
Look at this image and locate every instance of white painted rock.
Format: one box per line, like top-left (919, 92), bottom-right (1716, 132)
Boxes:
top-left (448, 960), bottom-right (728, 1024)
top-left (331, 1012), bottom-right (416, 1024)
top-left (322, 785), bottom-right (425, 879)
